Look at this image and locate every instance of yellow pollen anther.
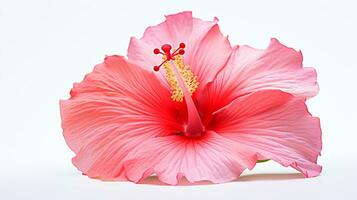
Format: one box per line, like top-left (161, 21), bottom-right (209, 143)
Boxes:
top-left (162, 55), bottom-right (199, 102)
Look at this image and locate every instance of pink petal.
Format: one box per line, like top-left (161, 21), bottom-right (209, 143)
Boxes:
top-left (127, 11), bottom-right (232, 88)
top-left (60, 55), bottom-right (181, 179)
top-left (186, 24), bottom-right (231, 89)
top-left (123, 131), bottom-right (256, 185)
top-left (198, 38), bottom-right (319, 116)
top-left (212, 90), bottom-right (322, 177)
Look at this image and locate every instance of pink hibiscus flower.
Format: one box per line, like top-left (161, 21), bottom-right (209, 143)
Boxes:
top-left (60, 11), bottom-right (322, 185)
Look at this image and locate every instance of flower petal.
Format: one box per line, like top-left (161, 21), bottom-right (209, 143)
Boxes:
top-left (198, 38), bottom-right (319, 116)
top-left (60, 55), bottom-right (180, 179)
top-left (186, 24), bottom-right (232, 89)
top-left (127, 11), bottom-right (232, 88)
top-left (123, 131), bottom-right (256, 185)
top-left (212, 90), bottom-right (322, 177)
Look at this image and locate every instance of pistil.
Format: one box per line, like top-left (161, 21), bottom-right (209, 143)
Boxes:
top-left (153, 43), bottom-right (204, 137)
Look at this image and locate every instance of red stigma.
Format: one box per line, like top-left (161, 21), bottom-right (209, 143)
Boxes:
top-left (178, 49), bottom-right (185, 55)
top-left (161, 44), bottom-right (172, 53)
top-left (153, 48), bottom-right (160, 54)
top-left (179, 43), bottom-right (185, 48)
top-left (152, 42), bottom-right (186, 72)
top-left (153, 66), bottom-right (160, 71)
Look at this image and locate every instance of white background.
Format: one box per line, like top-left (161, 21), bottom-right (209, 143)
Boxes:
top-left (1, 0), bottom-right (356, 199)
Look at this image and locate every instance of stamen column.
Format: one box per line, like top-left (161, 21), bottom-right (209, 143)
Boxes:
top-left (153, 43), bottom-right (205, 138)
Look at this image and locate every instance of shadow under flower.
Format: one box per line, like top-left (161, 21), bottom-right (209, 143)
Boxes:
top-left (237, 173), bottom-right (304, 182)
top-left (139, 173), bottom-right (304, 186)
